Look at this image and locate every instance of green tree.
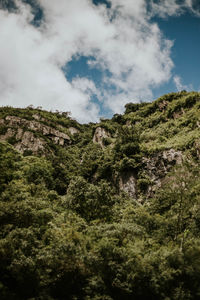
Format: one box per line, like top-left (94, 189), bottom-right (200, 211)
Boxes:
top-left (64, 176), bottom-right (114, 221)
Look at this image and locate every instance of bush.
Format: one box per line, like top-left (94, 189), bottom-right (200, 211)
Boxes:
top-left (0, 126), bottom-right (7, 135)
top-left (137, 177), bottom-right (151, 193)
top-left (7, 135), bottom-right (17, 145)
top-left (124, 103), bottom-right (141, 114)
top-left (65, 176), bottom-right (114, 221)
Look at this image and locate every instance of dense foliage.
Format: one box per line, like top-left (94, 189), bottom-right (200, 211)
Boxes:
top-left (0, 91), bottom-right (200, 299)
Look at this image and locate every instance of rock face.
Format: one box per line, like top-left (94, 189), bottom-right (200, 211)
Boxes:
top-left (119, 171), bottom-right (137, 199)
top-left (0, 115), bottom-right (71, 153)
top-left (15, 131), bottom-right (46, 153)
top-left (32, 114), bottom-right (41, 121)
top-left (158, 100), bottom-right (168, 111)
top-left (1, 128), bottom-right (15, 140)
top-left (162, 149), bottom-right (183, 164)
top-left (5, 116), bottom-right (70, 140)
top-left (93, 127), bottom-right (111, 148)
top-left (0, 113), bottom-right (185, 199)
top-left (68, 127), bottom-right (80, 135)
top-left (194, 139), bottom-right (200, 159)
top-left (142, 148), bottom-right (183, 197)
top-left (118, 149), bottom-right (182, 200)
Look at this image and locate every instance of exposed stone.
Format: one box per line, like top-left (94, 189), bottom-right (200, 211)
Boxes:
top-left (158, 100), bottom-right (168, 111)
top-left (15, 131), bottom-right (46, 154)
top-left (32, 114), bottom-right (41, 121)
top-left (0, 115), bottom-right (73, 153)
top-left (16, 128), bottom-right (24, 140)
top-left (142, 148), bottom-right (183, 198)
top-left (51, 136), bottom-right (64, 146)
top-left (68, 127), bottom-right (80, 135)
top-left (93, 127), bottom-right (111, 148)
top-left (162, 149), bottom-right (182, 164)
top-left (119, 171), bottom-right (137, 198)
top-left (59, 138), bottom-right (64, 146)
top-left (126, 120), bottom-right (132, 127)
top-left (194, 140), bottom-right (200, 158)
top-left (42, 126), bottom-right (50, 135)
top-left (0, 128), bottom-right (15, 141)
top-left (50, 128), bottom-right (70, 141)
top-left (3, 116), bottom-right (71, 144)
top-left (118, 149), bottom-right (183, 200)
top-left (5, 116), bottom-right (21, 126)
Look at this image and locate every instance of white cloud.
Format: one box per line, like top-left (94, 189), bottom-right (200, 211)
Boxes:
top-left (149, 0), bottom-right (200, 18)
top-left (173, 75), bottom-right (192, 91)
top-left (149, 0), bottom-right (183, 18)
top-left (0, 0), bottom-right (177, 122)
top-left (72, 77), bottom-right (100, 98)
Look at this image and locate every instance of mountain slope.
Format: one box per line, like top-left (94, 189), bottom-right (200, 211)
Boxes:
top-left (0, 91), bottom-right (200, 299)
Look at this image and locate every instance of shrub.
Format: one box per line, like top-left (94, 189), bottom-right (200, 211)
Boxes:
top-left (0, 125), bottom-right (7, 135)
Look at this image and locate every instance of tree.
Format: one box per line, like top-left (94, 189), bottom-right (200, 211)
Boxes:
top-left (64, 176), bottom-right (114, 221)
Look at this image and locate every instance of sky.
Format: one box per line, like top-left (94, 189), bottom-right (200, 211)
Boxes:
top-left (0, 0), bottom-right (200, 122)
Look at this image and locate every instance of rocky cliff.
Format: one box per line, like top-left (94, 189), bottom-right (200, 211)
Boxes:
top-left (0, 90), bottom-right (199, 202)
top-left (1, 91), bottom-right (200, 300)
top-left (0, 111), bottom-right (79, 154)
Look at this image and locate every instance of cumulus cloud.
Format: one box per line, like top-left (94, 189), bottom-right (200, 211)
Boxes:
top-left (173, 75), bottom-right (192, 91)
top-left (149, 0), bottom-right (184, 18)
top-left (72, 77), bottom-right (100, 99)
top-left (149, 0), bottom-right (200, 18)
top-left (0, 0), bottom-right (187, 122)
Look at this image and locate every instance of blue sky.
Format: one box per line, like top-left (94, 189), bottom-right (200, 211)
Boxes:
top-left (0, 0), bottom-right (200, 122)
top-left (66, 3), bottom-right (200, 116)
top-left (66, 0), bottom-right (200, 106)
top-left (153, 11), bottom-right (200, 98)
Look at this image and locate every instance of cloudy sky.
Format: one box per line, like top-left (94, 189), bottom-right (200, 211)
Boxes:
top-left (0, 0), bottom-right (200, 122)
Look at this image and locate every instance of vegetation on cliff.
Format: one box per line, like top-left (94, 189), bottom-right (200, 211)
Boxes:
top-left (0, 91), bottom-right (200, 299)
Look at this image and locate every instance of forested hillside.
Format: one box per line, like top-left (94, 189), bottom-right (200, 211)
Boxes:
top-left (1, 91), bottom-right (200, 299)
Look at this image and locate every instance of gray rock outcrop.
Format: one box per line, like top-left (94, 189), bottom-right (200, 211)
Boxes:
top-left (118, 149), bottom-right (183, 200)
top-left (68, 127), bottom-right (80, 135)
top-left (93, 127), bottom-right (111, 148)
top-left (142, 148), bottom-right (183, 197)
top-left (119, 171), bottom-right (137, 199)
top-left (0, 115), bottom-right (71, 153)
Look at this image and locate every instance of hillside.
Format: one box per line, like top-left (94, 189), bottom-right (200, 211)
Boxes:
top-left (0, 91), bottom-right (200, 299)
